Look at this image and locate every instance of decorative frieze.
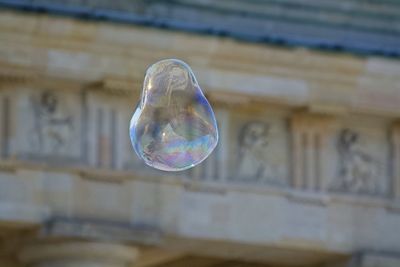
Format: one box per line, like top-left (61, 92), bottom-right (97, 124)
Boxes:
top-left (0, 83), bottom-right (398, 201)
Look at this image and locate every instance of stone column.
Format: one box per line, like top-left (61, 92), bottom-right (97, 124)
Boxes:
top-left (291, 112), bottom-right (336, 192)
top-left (19, 241), bottom-right (138, 267)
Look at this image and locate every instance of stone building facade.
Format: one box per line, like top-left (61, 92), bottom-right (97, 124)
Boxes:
top-left (1, 2), bottom-right (400, 266)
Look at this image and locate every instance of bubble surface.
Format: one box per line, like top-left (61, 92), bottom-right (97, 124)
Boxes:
top-left (130, 59), bottom-right (218, 171)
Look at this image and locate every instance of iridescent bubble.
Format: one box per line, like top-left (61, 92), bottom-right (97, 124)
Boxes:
top-left (130, 59), bottom-right (219, 171)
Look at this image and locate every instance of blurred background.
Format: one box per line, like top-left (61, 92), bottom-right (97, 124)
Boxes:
top-left (0, 0), bottom-right (400, 266)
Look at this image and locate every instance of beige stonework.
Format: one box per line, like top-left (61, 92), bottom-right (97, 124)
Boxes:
top-left (0, 9), bottom-right (400, 267)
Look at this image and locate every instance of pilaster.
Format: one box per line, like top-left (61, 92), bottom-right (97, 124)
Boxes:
top-left (291, 112), bottom-right (336, 191)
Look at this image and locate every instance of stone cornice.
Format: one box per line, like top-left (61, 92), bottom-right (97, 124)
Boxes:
top-left (0, 64), bottom-right (86, 90)
top-left (85, 77), bottom-right (140, 95)
top-left (2, 158), bottom-right (399, 214)
top-left (0, 64), bottom-right (37, 85)
top-left (0, 64), bottom-right (140, 94)
top-left (1, 11), bottom-right (400, 116)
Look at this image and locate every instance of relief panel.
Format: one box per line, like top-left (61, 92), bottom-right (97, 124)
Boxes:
top-left (330, 116), bottom-right (390, 196)
top-left (229, 110), bottom-right (289, 186)
top-left (17, 89), bottom-right (82, 162)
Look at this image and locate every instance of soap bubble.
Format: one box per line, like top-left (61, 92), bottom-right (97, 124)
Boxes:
top-left (130, 59), bottom-right (218, 171)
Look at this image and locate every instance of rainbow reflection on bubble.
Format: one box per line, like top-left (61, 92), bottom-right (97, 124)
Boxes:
top-left (129, 59), bottom-right (218, 171)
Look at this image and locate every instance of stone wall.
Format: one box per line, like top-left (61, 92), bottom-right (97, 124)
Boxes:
top-left (1, 10), bottom-right (400, 266)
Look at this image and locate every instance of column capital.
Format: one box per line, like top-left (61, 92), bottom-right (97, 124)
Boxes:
top-left (19, 241), bottom-right (138, 267)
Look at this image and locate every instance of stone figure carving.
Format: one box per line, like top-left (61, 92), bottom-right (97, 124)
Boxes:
top-left (235, 121), bottom-right (282, 184)
top-left (30, 91), bottom-right (74, 155)
top-left (333, 129), bottom-right (380, 194)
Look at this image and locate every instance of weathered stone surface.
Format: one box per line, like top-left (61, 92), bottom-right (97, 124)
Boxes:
top-left (0, 9), bottom-right (400, 267)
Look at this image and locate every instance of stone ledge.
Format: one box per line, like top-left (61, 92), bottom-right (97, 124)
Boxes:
top-left (41, 217), bottom-right (162, 245)
top-left (0, 202), bottom-right (50, 226)
top-left (1, 158), bottom-right (397, 211)
top-left (19, 241), bottom-right (138, 266)
top-left (286, 190), bottom-right (330, 206)
top-left (329, 192), bottom-right (389, 208)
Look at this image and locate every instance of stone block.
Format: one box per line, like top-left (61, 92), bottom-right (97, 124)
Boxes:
top-left (73, 177), bottom-right (130, 221)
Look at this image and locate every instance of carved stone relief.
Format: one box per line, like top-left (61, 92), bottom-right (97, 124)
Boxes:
top-left (233, 121), bottom-right (287, 185)
top-left (331, 129), bottom-right (382, 195)
top-left (26, 90), bottom-right (80, 159)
